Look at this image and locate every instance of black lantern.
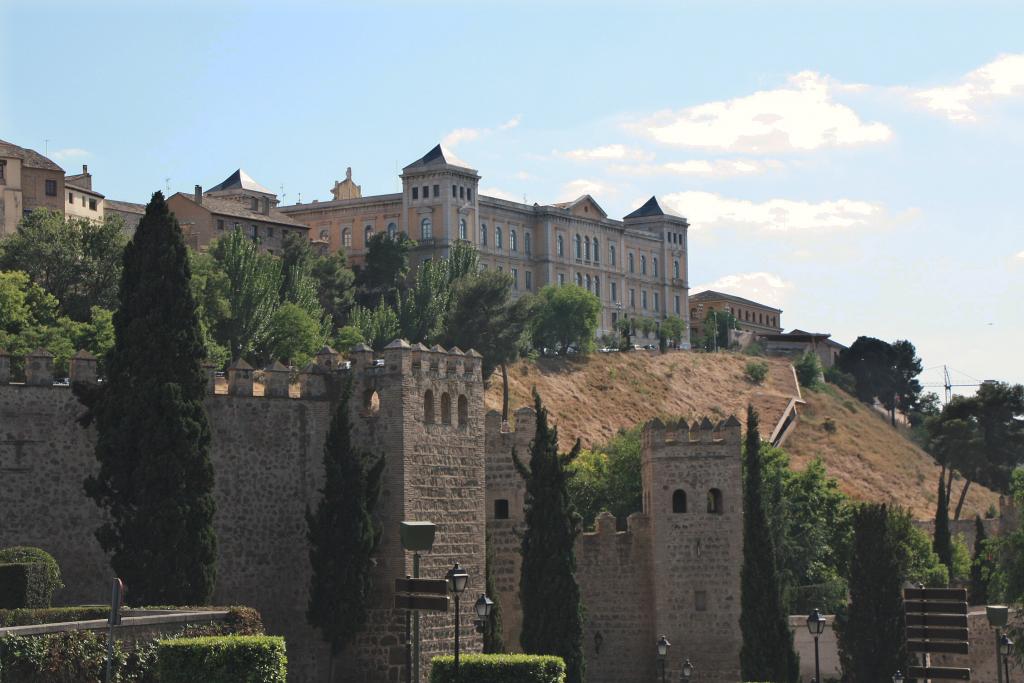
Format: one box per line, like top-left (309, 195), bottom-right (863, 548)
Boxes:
top-left (474, 593), bottom-right (494, 619)
top-left (657, 635), bottom-right (670, 683)
top-left (446, 562), bottom-right (469, 594)
top-left (681, 659), bottom-right (694, 683)
top-left (892, 671), bottom-right (904, 683)
top-left (1002, 634), bottom-right (1014, 657)
top-left (807, 608), bottom-right (826, 683)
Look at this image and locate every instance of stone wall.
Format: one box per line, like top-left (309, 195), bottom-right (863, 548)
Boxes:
top-left (0, 343), bottom-right (486, 683)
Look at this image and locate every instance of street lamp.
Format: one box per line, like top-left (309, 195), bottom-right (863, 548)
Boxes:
top-left (657, 635), bottom-right (670, 683)
top-left (806, 608), bottom-right (827, 683)
top-left (990, 605), bottom-right (1010, 683)
top-left (446, 562), bottom-right (469, 678)
top-left (892, 671), bottom-right (904, 683)
top-left (680, 658), bottom-right (693, 683)
top-left (1001, 634), bottom-right (1014, 683)
top-left (473, 593), bottom-right (493, 635)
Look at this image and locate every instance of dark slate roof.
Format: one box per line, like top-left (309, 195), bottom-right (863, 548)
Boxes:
top-left (207, 169), bottom-right (274, 195)
top-left (104, 199), bottom-right (146, 215)
top-left (171, 193), bottom-right (307, 228)
top-left (403, 144), bottom-right (474, 171)
top-left (0, 139), bottom-right (64, 172)
top-left (689, 290), bottom-right (782, 313)
top-left (624, 196), bottom-right (685, 220)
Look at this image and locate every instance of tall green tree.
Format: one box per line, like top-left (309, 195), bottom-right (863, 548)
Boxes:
top-left (970, 515), bottom-right (991, 605)
top-left (837, 503), bottom-right (909, 683)
top-left (348, 300), bottom-right (401, 350)
top-left (513, 390), bottom-right (585, 683)
top-left (740, 406), bottom-right (799, 683)
top-left (890, 339), bottom-right (923, 419)
top-left (357, 231), bottom-right (415, 305)
top-left (80, 191), bottom-right (217, 604)
top-left (530, 284), bottom-right (601, 355)
top-left (933, 470), bottom-right (953, 577)
top-left (306, 379), bottom-right (384, 679)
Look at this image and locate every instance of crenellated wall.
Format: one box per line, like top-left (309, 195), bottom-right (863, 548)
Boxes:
top-left (0, 342), bottom-right (486, 683)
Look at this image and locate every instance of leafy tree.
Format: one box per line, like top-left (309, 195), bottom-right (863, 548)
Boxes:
top-left (531, 285), bottom-right (601, 355)
top-left (187, 250), bottom-right (231, 367)
top-left (80, 191), bottom-right (217, 605)
top-left (311, 252), bottom-right (356, 329)
top-left (332, 325), bottom-right (366, 352)
top-left (836, 336), bottom-right (923, 425)
top-left (970, 515), bottom-right (992, 605)
top-left (513, 390), bottom-right (585, 683)
top-left (348, 301), bottom-right (400, 351)
top-left (794, 350), bottom-right (823, 388)
top-left (933, 470), bottom-right (953, 576)
top-left (659, 316), bottom-right (687, 346)
top-left (699, 309), bottom-right (738, 351)
top-left (0, 209), bottom-right (128, 321)
top-left (740, 406), bottom-right (800, 683)
top-left (397, 259), bottom-right (452, 344)
top-left (566, 426), bottom-right (643, 529)
top-left (306, 379), bottom-right (384, 677)
top-left (358, 231), bottom-right (415, 305)
top-left (837, 503), bottom-right (909, 683)
top-left (891, 340), bottom-right (924, 418)
top-left (266, 303), bottom-right (322, 367)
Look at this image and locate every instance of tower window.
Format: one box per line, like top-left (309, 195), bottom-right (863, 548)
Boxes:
top-left (441, 392), bottom-right (452, 425)
top-left (707, 488), bottom-right (723, 514)
top-left (424, 390), bottom-right (435, 423)
top-left (412, 187), bottom-right (419, 200)
top-left (494, 499), bottom-right (510, 519)
top-left (458, 394), bottom-right (468, 427)
top-left (672, 489), bottom-right (687, 513)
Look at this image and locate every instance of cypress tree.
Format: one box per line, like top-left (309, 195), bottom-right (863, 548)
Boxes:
top-left (306, 379), bottom-right (384, 676)
top-left (970, 515), bottom-right (991, 605)
top-left (514, 389), bottom-right (585, 683)
top-left (933, 471), bottom-right (953, 577)
top-left (837, 503), bottom-right (908, 682)
top-left (739, 405), bottom-right (799, 683)
top-left (81, 192), bottom-right (217, 604)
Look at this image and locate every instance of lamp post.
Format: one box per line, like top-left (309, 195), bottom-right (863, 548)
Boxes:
top-left (446, 562), bottom-right (469, 679)
top-left (473, 593), bottom-right (493, 637)
top-left (990, 605), bottom-right (1010, 683)
top-left (1001, 634), bottom-right (1014, 683)
top-left (892, 671), bottom-right (904, 683)
top-left (680, 658), bottom-right (693, 683)
top-left (806, 608), bottom-right (826, 683)
top-left (400, 521), bottom-right (436, 683)
top-left (657, 635), bottom-right (670, 683)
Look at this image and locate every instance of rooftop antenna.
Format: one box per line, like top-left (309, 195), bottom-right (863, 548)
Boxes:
top-left (297, 192), bottom-right (302, 204)
top-left (279, 183), bottom-right (286, 200)
top-left (165, 177), bottom-right (171, 193)
top-left (44, 139), bottom-right (49, 156)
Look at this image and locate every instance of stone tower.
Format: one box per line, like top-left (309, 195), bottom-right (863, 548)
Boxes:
top-left (641, 416), bottom-right (744, 683)
top-left (400, 144), bottom-right (480, 255)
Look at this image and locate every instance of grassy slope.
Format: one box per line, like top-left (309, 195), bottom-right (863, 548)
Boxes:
top-left (484, 351), bottom-right (998, 519)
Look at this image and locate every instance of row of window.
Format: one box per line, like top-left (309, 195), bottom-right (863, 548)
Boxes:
top-left (216, 218), bottom-right (303, 242)
top-left (423, 389), bottom-right (469, 427)
top-left (409, 184), bottom-right (474, 202)
top-left (672, 488), bottom-right (724, 514)
top-left (68, 192), bottom-right (98, 211)
top-left (665, 231), bottom-right (685, 246)
top-left (481, 264), bottom-right (534, 291)
top-left (480, 223), bottom-right (531, 254)
top-left (553, 274), bottom-right (681, 314)
top-left (729, 307), bottom-right (777, 327)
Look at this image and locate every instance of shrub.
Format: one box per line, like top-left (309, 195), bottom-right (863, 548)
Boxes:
top-left (156, 635), bottom-right (287, 683)
top-left (0, 547), bottom-right (62, 608)
top-left (824, 366), bottom-right (856, 394)
top-left (744, 360), bottom-right (769, 384)
top-left (430, 653), bottom-right (566, 683)
top-left (0, 605), bottom-right (109, 627)
top-left (795, 350), bottom-right (823, 388)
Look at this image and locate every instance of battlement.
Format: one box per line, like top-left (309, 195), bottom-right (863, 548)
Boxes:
top-left (642, 414), bottom-right (742, 450)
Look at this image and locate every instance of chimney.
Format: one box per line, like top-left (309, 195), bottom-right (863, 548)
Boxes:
top-left (194, 185), bottom-right (203, 205)
top-left (262, 197), bottom-right (270, 215)
top-left (81, 164), bottom-right (92, 190)
top-left (82, 164), bottom-right (88, 174)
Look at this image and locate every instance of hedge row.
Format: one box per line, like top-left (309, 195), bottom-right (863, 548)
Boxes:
top-left (0, 605), bottom-right (109, 627)
top-left (156, 635), bottom-right (287, 683)
top-left (0, 547), bottom-right (63, 609)
top-left (430, 654), bottom-right (566, 683)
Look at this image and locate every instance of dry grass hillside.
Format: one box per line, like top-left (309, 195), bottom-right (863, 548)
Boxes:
top-left (484, 351), bottom-right (999, 519)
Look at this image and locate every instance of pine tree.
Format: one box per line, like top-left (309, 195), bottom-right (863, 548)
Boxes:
top-left (970, 515), bottom-right (991, 605)
top-left (837, 503), bottom-right (908, 682)
top-left (483, 531), bottom-right (506, 654)
top-left (306, 379), bottom-right (384, 676)
top-left (514, 389), bottom-right (585, 683)
top-left (933, 471), bottom-right (953, 577)
top-left (81, 192), bottom-right (217, 604)
top-left (739, 405), bottom-right (799, 683)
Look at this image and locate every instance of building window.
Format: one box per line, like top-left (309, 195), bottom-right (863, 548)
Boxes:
top-left (641, 255), bottom-right (647, 275)
top-left (68, 192), bottom-right (74, 202)
top-left (585, 274), bottom-right (591, 291)
top-left (611, 282), bottom-right (617, 302)
top-left (557, 235), bottom-right (564, 257)
top-left (251, 224), bottom-right (259, 239)
top-left (387, 222), bottom-right (398, 239)
top-left (675, 295), bottom-right (680, 314)
top-left (653, 257), bottom-right (658, 277)
top-left (695, 590), bottom-right (708, 612)
top-left (629, 288), bottom-right (635, 308)
top-left (217, 219), bottom-right (225, 230)
top-left (453, 185), bottom-right (458, 198)
top-left (234, 222), bottom-right (240, 230)
top-left (459, 186), bottom-right (465, 199)
top-left (674, 260), bottom-right (680, 279)
top-left (421, 217), bottom-right (432, 240)
top-left (512, 268), bottom-right (519, 289)
top-left (593, 237), bottom-right (599, 263)
top-left (495, 226), bottom-right (503, 250)
top-left (628, 253), bottom-right (635, 273)
top-left (494, 499), bottom-right (510, 520)
top-left (433, 184), bottom-right (439, 197)
top-left (559, 273), bottom-right (565, 286)
top-left (575, 272), bottom-right (583, 286)
top-left (609, 244), bottom-right (616, 266)
top-left (574, 234), bottom-right (582, 259)
top-left (459, 218), bottom-right (468, 240)
top-left (467, 188), bottom-right (473, 201)
top-left (0, 160), bottom-right (5, 183)
top-left (458, 395), bottom-right (468, 427)
top-left (266, 226), bottom-right (274, 238)
top-left (525, 271), bottom-right (532, 290)
top-left (422, 185), bottom-right (429, 199)
top-left (584, 236), bottom-right (591, 260)
top-left (88, 198), bottom-right (97, 211)
top-left (525, 232), bottom-right (531, 255)
top-left (319, 229), bottom-right (329, 240)
top-left (412, 187), bottom-right (419, 200)
top-left (641, 290), bottom-right (648, 309)
top-left (45, 179), bottom-right (57, 196)
top-left (441, 392), bottom-right (452, 424)
top-left (510, 229), bottom-right (517, 252)
top-left (424, 390), bottom-right (435, 423)
top-left (594, 276), bottom-right (600, 297)
top-left (672, 489), bottom-right (687, 513)
top-left (707, 488), bottom-right (723, 514)
top-left (654, 292), bottom-right (659, 312)
top-left (342, 227), bottom-right (352, 248)
top-left (481, 223), bottom-right (488, 246)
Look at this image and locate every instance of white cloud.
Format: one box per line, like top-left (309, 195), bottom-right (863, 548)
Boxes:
top-left (442, 115), bottom-right (522, 149)
top-left (514, 170), bottom-right (533, 181)
top-left (627, 71), bottom-right (892, 153)
top-left (559, 144), bottom-right (654, 162)
top-left (1017, 250), bottom-right (1024, 259)
top-left (558, 179), bottom-right (616, 202)
top-left (52, 147), bottom-right (89, 161)
top-left (662, 190), bottom-right (885, 233)
top-left (480, 187), bottom-right (520, 202)
top-left (691, 272), bottom-right (793, 308)
top-left (913, 53), bottom-right (1024, 122)
top-left (498, 116), bottom-right (521, 130)
top-left (609, 159), bottom-right (784, 178)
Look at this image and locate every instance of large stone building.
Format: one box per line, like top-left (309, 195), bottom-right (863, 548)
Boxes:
top-left (280, 145), bottom-right (691, 337)
top-left (167, 169), bottom-right (309, 253)
top-left (689, 289), bottom-right (783, 345)
top-left (64, 164), bottom-right (105, 222)
top-left (0, 139), bottom-right (65, 236)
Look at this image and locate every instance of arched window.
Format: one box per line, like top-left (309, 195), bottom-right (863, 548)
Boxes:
top-left (458, 395), bottom-right (468, 427)
top-left (574, 234), bottom-right (582, 259)
top-left (364, 225), bottom-right (373, 245)
top-left (459, 218), bottom-right (468, 241)
top-left (609, 244), bottom-right (616, 266)
top-left (557, 235), bottom-right (564, 257)
top-left (585, 274), bottom-right (591, 291)
top-left (494, 499), bottom-right (510, 520)
top-left (387, 222), bottom-right (398, 239)
top-left (342, 227), bottom-right (352, 248)
top-left (496, 226), bottom-right (503, 250)
top-left (593, 237), bottom-right (599, 263)
top-left (424, 390), bottom-right (435, 423)
top-left (707, 488), bottom-right (723, 514)
top-left (628, 252), bottom-right (635, 273)
top-left (364, 389), bottom-right (380, 415)
top-left (524, 232), bottom-right (531, 255)
top-left (672, 489), bottom-right (687, 513)
top-left (653, 257), bottom-right (658, 277)
top-left (641, 255), bottom-right (647, 275)
top-left (319, 229), bottom-right (329, 241)
top-left (510, 229), bottom-right (518, 252)
top-left (420, 217), bottom-right (432, 240)
top-left (674, 260), bottom-right (680, 279)
top-left (575, 272), bottom-right (583, 286)
top-left (584, 236), bottom-right (591, 260)
top-left (481, 223), bottom-right (488, 246)
top-left (594, 276), bottom-right (600, 297)
top-left (441, 392), bottom-right (452, 425)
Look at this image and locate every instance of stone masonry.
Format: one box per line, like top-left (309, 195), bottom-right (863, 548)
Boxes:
top-left (0, 343), bottom-right (485, 683)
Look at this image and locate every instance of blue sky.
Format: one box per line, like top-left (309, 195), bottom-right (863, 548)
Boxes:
top-left (3, 1), bottom-right (1023, 391)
